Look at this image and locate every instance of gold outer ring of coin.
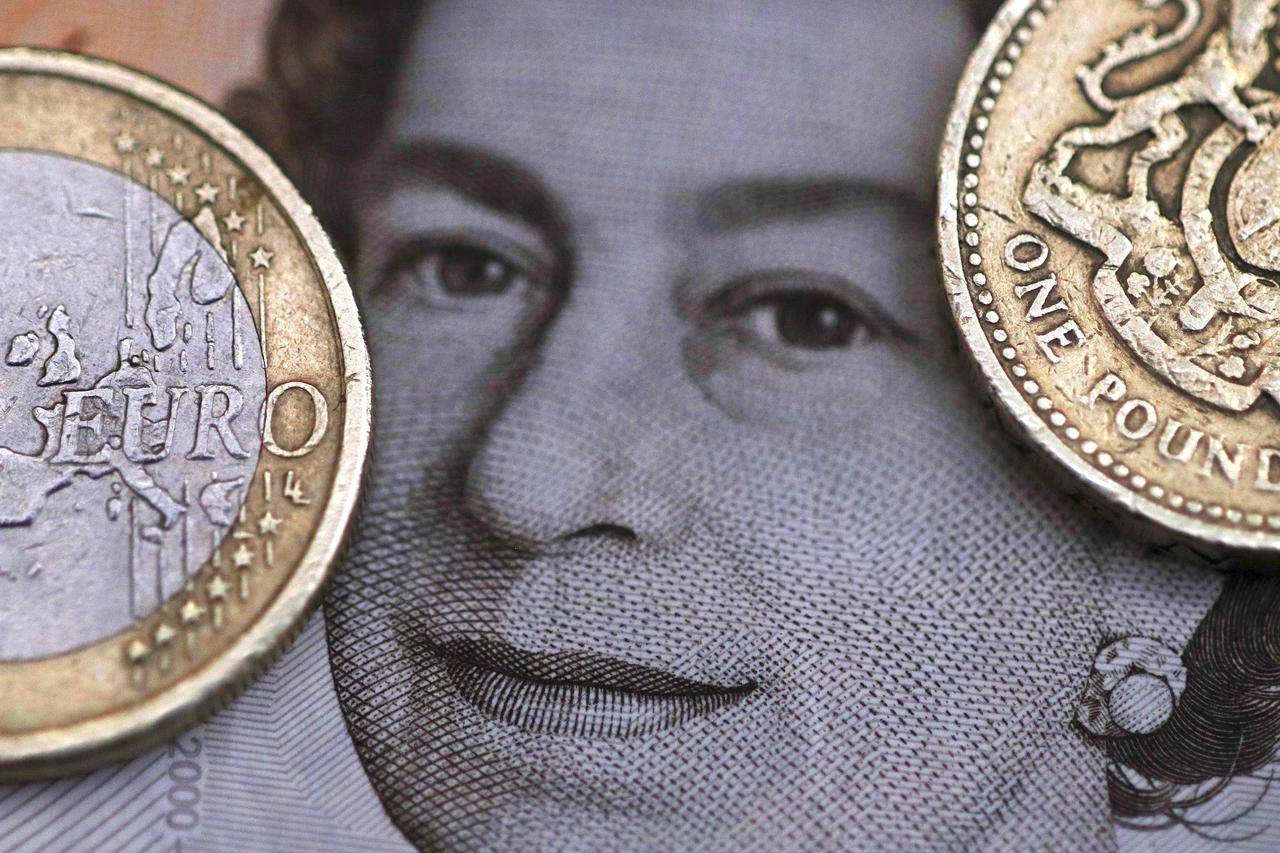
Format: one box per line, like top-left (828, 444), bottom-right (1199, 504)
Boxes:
top-left (0, 48), bottom-right (371, 779)
top-left (938, 0), bottom-right (1280, 562)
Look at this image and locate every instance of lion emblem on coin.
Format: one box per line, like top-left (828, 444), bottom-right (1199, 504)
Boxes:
top-left (1026, 0), bottom-right (1280, 412)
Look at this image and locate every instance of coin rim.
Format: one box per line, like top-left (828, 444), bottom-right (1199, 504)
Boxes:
top-left (0, 47), bottom-right (372, 776)
top-left (937, 1), bottom-right (1280, 556)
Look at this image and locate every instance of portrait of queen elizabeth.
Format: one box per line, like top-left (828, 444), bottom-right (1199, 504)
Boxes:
top-left (230, 0), bottom-right (1280, 848)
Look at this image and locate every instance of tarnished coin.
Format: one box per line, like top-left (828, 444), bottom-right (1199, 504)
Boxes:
top-left (939, 0), bottom-right (1280, 558)
top-left (0, 49), bottom-right (369, 778)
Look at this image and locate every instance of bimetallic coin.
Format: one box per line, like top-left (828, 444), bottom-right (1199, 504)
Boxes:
top-left (0, 49), bottom-right (370, 778)
top-left (940, 0), bottom-right (1280, 559)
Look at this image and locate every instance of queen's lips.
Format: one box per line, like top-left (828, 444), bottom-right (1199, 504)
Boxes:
top-left (429, 636), bottom-right (756, 739)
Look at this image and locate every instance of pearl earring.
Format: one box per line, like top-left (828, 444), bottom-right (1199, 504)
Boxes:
top-left (1076, 637), bottom-right (1186, 737)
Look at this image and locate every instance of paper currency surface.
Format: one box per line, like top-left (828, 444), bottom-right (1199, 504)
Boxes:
top-left (4, 612), bottom-right (1277, 851)
top-left (0, 615), bottom-right (408, 852)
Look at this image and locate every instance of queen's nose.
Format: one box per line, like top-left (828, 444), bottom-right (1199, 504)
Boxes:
top-left (463, 243), bottom-right (700, 548)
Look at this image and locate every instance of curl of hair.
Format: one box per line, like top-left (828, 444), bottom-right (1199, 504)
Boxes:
top-left (226, 0), bottom-right (423, 251)
top-left (1101, 573), bottom-right (1280, 826)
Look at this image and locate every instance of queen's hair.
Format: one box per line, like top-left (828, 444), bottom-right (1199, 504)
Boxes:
top-left (227, 0), bottom-right (1280, 830)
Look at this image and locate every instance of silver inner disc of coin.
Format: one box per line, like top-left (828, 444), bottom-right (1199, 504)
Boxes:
top-left (0, 151), bottom-right (264, 660)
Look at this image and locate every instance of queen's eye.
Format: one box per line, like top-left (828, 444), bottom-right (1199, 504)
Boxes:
top-left (743, 291), bottom-right (870, 350)
top-left (707, 272), bottom-right (889, 353)
top-left (381, 239), bottom-right (544, 307)
top-left (435, 245), bottom-right (523, 295)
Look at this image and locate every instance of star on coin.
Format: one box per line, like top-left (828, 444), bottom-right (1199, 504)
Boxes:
top-left (180, 599), bottom-right (205, 625)
top-left (126, 639), bottom-right (150, 663)
top-left (166, 164), bottom-right (190, 186)
top-left (194, 182), bottom-right (220, 205)
top-left (143, 146), bottom-right (164, 167)
top-left (207, 576), bottom-right (231, 600)
top-left (113, 131), bottom-right (137, 153)
top-left (257, 511), bottom-right (283, 536)
top-left (222, 210), bottom-right (246, 232)
top-left (249, 246), bottom-right (274, 269)
top-left (232, 544), bottom-right (254, 569)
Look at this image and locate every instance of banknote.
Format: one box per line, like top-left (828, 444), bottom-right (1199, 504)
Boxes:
top-left (8, 0), bottom-right (1280, 850)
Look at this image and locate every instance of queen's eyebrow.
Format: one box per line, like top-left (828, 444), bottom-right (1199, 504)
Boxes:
top-left (696, 177), bottom-right (926, 233)
top-left (372, 142), bottom-right (570, 247)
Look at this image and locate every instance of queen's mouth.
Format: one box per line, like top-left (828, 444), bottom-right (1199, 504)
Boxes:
top-left (429, 636), bottom-right (756, 739)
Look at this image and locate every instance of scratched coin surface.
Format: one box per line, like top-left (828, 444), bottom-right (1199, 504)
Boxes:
top-left (0, 49), bottom-right (369, 778)
top-left (940, 0), bottom-right (1280, 558)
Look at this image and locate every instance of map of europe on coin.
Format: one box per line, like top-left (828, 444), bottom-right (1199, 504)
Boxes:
top-left (940, 0), bottom-right (1280, 557)
top-left (0, 49), bottom-right (370, 779)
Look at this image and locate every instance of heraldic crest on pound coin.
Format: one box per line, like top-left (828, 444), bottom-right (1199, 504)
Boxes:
top-left (940, 0), bottom-right (1280, 557)
top-left (1026, 0), bottom-right (1280, 413)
